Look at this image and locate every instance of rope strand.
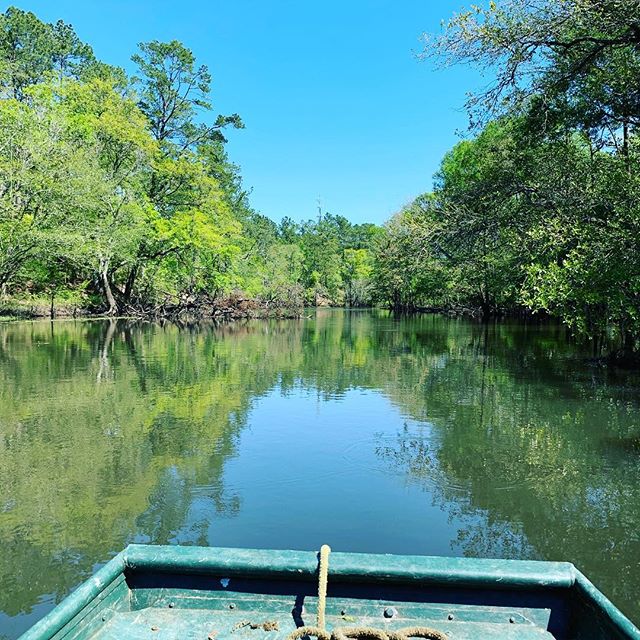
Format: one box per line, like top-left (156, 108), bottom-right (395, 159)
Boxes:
top-left (285, 546), bottom-right (446, 640)
top-left (317, 544), bottom-right (331, 630)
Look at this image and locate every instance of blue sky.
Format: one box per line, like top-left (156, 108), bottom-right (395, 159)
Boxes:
top-left (11, 0), bottom-right (483, 224)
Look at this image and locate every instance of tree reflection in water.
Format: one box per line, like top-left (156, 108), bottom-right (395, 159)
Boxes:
top-left (1, 310), bottom-right (639, 635)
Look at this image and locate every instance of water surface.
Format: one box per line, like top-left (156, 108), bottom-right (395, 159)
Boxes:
top-left (1, 310), bottom-right (640, 637)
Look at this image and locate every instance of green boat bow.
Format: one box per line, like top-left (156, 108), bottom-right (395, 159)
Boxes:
top-left (18, 545), bottom-right (640, 640)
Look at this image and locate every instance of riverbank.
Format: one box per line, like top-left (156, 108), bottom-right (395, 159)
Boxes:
top-left (0, 292), bottom-right (304, 322)
top-left (4, 296), bottom-right (638, 367)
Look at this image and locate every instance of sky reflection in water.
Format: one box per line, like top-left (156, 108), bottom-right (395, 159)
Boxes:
top-left (1, 309), bottom-right (640, 637)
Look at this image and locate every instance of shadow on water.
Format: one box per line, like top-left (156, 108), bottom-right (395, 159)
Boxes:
top-left (0, 310), bottom-right (639, 636)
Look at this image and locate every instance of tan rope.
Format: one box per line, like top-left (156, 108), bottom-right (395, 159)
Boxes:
top-left (331, 628), bottom-right (389, 640)
top-left (331, 628), bottom-right (447, 640)
top-left (317, 544), bottom-right (331, 629)
top-left (287, 626), bottom-right (331, 640)
top-left (394, 627), bottom-right (448, 640)
top-left (287, 626), bottom-right (448, 640)
top-left (285, 546), bottom-right (447, 640)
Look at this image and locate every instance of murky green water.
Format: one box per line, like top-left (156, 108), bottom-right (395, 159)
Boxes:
top-left (1, 309), bottom-right (640, 637)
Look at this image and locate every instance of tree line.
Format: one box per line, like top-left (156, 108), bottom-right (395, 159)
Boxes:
top-left (0, 7), bottom-right (380, 317)
top-left (1, 2), bottom-right (639, 357)
top-left (371, 0), bottom-right (640, 359)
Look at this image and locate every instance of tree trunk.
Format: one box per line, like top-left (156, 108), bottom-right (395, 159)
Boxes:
top-left (123, 264), bottom-right (138, 304)
top-left (99, 258), bottom-right (118, 315)
top-left (481, 296), bottom-right (491, 320)
top-left (621, 327), bottom-right (635, 361)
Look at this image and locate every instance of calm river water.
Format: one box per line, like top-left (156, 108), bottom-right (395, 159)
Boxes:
top-left (1, 309), bottom-right (640, 637)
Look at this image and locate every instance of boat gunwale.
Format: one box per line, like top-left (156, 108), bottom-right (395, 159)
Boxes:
top-left (17, 545), bottom-right (640, 640)
top-left (572, 569), bottom-right (640, 640)
top-left (19, 553), bottom-right (126, 640)
top-left (124, 544), bottom-right (576, 588)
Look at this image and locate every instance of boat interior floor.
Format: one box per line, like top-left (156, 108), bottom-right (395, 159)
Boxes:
top-left (92, 592), bottom-right (558, 640)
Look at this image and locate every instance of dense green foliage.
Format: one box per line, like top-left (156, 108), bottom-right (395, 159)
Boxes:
top-left (2, 2), bottom-right (639, 356)
top-left (0, 8), bottom-right (379, 315)
top-left (371, 0), bottom-right (640, 357)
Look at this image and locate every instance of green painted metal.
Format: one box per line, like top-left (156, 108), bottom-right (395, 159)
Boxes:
top-left (125, 544), bottom-right (576, 588)
top-left (571, 570), bottom-right (640, 640)
top-left (20, 553), bottom-right (126, 640)
top-left (16, 545), bottom-right (640, 640)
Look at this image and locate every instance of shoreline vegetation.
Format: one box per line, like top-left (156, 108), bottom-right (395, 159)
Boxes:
top-left (0, 295), bottom-right (531, 322)
top-left (2, 298), bottom-right (637, 367)
top-left (1, 2), bottom-right (639, 362)
top-left (0, 292), bottom-right (305, 321)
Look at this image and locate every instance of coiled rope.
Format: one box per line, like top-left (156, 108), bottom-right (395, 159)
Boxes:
top-left (285, 546), bottom-right (447, 640)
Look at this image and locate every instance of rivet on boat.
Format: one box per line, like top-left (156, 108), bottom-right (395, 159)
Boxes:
top-left (384, 607), bottom-right (397, 618)
top-left (509, 617), bottom-right (515, 623)
top-left (168, 602), bottom-right (174, 608)
top-left (447, 614), bottom-right (454, 621)
top-left (229, 603), bottom-right (236, 609)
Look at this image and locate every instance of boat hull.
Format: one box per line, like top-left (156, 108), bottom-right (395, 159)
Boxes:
top-left (17, 545), bottom-right (640, 640)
